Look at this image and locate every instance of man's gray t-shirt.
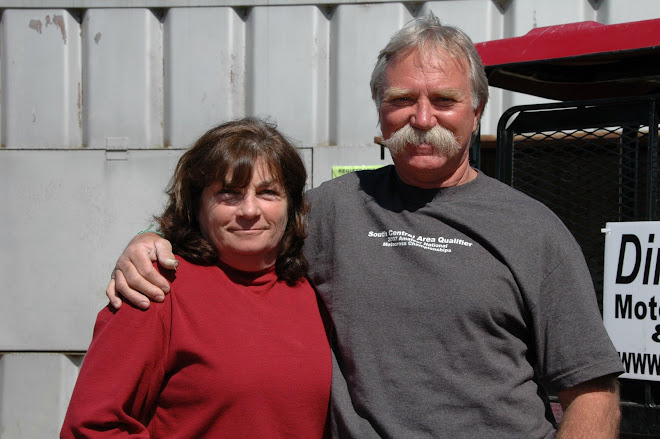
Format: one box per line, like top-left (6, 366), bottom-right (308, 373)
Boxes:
top-left (305, 166), bottom-right (622, 438)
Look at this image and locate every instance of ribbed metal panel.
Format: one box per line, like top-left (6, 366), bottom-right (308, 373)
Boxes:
top-left (247, 5), bottom-right (330, 144)
top-left (1, 10), bottom-right (82, 148)
top-left (1, 1), bottom-right (659, 437)
top-left (83, 9), bottom-right (164, 149)
top-left (0, 149), bottom-right (185, 348)
top-left (164, 7), bottom-right (246, 146)
top-left (0, 353), bottom-right (82, 438)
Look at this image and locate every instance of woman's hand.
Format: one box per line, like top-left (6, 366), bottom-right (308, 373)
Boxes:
top-left (106, 232), bottom-right (178, 309)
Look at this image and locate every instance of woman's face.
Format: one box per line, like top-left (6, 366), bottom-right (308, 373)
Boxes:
top-left (198, 158), bottom-right (288, 272)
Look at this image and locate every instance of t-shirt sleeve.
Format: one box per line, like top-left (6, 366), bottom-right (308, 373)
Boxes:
top-left (532, 244), bottom-right (623, 392)
top-left (304, 186), bottom-right (334, 288)
top-left (60, 299), bottom-right (171, 437)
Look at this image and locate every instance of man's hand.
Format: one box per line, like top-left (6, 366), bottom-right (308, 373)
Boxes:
top-left (556, 374), bottom-right (620, 439)
top-left (106, 232), bottom-right (178, 309)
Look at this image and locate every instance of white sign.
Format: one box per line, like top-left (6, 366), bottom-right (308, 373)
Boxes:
top-left (603, 221), bottom-right (660, 381)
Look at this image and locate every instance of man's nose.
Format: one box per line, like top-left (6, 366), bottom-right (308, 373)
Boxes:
top-left (409, 98), bottom-right (437, 130)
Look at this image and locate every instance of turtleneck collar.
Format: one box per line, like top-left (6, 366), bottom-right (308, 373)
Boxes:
top-left (217, 260), bottom-right (279, 295)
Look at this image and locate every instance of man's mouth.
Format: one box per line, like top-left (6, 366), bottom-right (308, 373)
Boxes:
top-left (408, 143), bottom-right (437, 154)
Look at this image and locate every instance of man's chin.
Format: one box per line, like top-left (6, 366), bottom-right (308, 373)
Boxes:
top-left (410, 143), bottom-right (437, 155)
top-left (392, 148), bottom-right (465, 169)
top-left (404, 143), bottom-right (461, 158)
top-left (394, 153), bottom-right (450, 168)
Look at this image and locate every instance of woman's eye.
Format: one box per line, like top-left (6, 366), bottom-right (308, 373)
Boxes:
top-left (260, 189), bottom-right (282, 198)
top-left (217, 190), bottom-right (241, 201)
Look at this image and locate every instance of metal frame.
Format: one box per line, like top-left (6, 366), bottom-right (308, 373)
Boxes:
top-left (495, 94), bottom-right (660, 435)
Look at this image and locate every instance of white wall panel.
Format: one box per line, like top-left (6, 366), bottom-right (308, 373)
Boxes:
top-left (331, 3), bottom-right (411, 145)
top-left (507, 0), bottom-right (592, 31)
top-left (1, 10), bottom-right (82, 149)
top-left (0, 353), bottom-right (81, 438)
top-left (82, 9), bottom-right (164, 149)
top-left (164, 7), bottom-right (246, 148)
top-left (600, 0), bottom-right (660, 24)
top-left (0, 149), bottom-right (184, 350)
top-left (247, 6), bottom-right (330, 146)
top-left (425, 0), bottom-right (493, 38)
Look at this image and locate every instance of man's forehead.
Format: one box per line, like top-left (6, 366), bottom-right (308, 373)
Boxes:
top-left (388, 46), bottom-right (468, 74)
top-left (383, 47), bottom-right (471, 93)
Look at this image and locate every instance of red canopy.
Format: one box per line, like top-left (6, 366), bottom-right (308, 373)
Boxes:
top-left (475, 19), bottom-right (660, 100)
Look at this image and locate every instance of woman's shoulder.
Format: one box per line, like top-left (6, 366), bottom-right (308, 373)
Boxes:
top-left (147, 258), bottom-right (220, 303)
top-left (157, 256), bottom-right (214, 279)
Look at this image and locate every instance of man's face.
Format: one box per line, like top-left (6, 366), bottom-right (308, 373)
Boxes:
top-left (379, 48), bottom-right (482, 188)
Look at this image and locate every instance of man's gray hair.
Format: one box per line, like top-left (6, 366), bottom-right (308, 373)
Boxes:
top-left (370, 13), bottom-right (489, 112)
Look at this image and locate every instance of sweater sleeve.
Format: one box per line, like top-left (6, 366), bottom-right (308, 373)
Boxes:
top-left (60, 299), bottom-right (171, 438)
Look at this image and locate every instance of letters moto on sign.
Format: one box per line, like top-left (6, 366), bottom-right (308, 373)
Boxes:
top-left (603, 221), bottom-right (660, 381)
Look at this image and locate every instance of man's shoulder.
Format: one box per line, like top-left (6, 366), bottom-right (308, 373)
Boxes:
top-left (475, 173), bottom-right (557, 213)
top-left (472, 173), bottom-right (577, 246)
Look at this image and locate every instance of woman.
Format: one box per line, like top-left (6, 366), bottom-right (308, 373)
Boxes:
top-left (61, 118), bottom-right (331, 438)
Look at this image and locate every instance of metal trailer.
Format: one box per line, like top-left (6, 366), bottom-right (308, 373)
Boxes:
top-left (475, 18), bottom-right (660, 437)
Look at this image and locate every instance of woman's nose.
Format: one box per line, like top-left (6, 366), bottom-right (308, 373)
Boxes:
top-left (238, 193), bottom-right (260, 217)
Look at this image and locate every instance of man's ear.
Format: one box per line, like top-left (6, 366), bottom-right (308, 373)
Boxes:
top-left (472, 101), bottom-right (485, 132)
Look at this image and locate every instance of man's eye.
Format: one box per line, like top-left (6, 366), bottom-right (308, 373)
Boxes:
top-left (432, 97), bottom-right (455, 105)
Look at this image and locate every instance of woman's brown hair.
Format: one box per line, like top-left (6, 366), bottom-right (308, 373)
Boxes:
top-left (155, 117), bottom-right (309, 284)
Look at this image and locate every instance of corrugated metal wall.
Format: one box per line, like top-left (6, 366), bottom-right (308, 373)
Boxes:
top-left (1, 0), bottom-right (658, 436)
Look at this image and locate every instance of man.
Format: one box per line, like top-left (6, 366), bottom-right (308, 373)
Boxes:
top-left (108, 14), bottom-right (623, 438)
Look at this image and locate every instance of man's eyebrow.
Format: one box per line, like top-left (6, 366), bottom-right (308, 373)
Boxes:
top-left (428, 88), bottom-right (464, 99)
top-left (383, 87), bottom-right (466, 101)
top-left (383, 87), bottom-right (413, 100)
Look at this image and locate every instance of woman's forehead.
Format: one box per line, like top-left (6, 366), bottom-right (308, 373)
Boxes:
top-left (222, 156), bottom-right (282, 186)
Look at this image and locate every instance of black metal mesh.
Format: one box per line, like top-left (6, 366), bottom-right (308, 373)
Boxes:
top-left (495, 96), bottom-right (660, 435)
top-left (497, 96), bottom-right (660, 307)
top-left (510, 128), bottom-right (653, 302)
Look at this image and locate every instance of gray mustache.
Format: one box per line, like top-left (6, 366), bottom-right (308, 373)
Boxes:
top-left (382, 124), bottom-right (461, 157)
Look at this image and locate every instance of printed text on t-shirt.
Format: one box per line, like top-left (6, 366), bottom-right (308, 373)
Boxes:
top-left (367, 229), bottom-right (473, 253)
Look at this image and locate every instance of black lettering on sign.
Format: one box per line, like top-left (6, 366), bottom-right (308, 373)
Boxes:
top-left (616, 234), bottom-right (660, 285)
top-left (615, 294), bottom-right (660, 321)
top-left (616, 235), bottom-right (641, 284)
